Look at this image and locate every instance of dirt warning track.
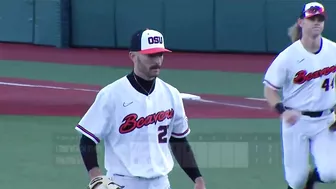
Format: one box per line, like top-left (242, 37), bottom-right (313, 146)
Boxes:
top-left (0, 43), bottom-right (275, 73)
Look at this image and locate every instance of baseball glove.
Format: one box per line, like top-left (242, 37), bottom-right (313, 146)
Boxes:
top-left (329, 120), bottom-right (336, 131)
top-left (329, 110), bottom-right (336, 131)
top-left (88, 176), bottom-right (124, 189)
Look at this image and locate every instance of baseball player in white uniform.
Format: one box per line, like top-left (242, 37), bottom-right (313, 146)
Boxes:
top-left (75, 29), bottom-right (206, 189)
top-left (263, 2), bottom-right (336, 189)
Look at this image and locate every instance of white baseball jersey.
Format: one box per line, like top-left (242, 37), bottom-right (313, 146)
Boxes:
top-left (75, 76), bottom-right (190, 178)
top-left (263, 37), bottom-right (336, 111)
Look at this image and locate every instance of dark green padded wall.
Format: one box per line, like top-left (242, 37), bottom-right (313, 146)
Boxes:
top-left (215, 0), bottom-right (267, 52)
top-left (265, 0), bottom-right (306, 53)
top-left (34, 0), bottom-right (60, 46)
top-left (0, 0), bottom-right (34, 43)
top-left (115, 0), bottom-right (164, 49)
top-left (164, 0), bottom-right (214, 51)
top-left (1, 0), bottom-right (336, 53)
top-left (71, 0), bottom-right (116, 47)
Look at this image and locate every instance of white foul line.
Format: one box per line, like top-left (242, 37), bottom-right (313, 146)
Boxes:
top-left (0, 81), bottom-right (99, 92)
top-left (0, 81), bottom-right (265, 110)
top-left (196, 99), bottom-right (264, 110)
top-left (245, 97), bottom-right (267, 101)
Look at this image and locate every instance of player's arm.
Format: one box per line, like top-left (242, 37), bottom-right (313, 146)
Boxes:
top-left (264, 85), bottom-right (285, 114)
top-left (75, 88), bottom-right (113, 179)
top-left (80, 137), bottom-right (123, 189)
top-left (263, 54), bottom-right (287, 114)
top-left (169, 136), bottom-right (204, 183)
top-left (169, 90), bottom-right (205, 186)
top-left (80, 134), bottom-right (102, 179)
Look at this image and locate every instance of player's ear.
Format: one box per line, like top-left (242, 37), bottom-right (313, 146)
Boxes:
top-left (297, 18), bottom-right (303, 28)
top-left (129, 51), bottom-right (136, 62)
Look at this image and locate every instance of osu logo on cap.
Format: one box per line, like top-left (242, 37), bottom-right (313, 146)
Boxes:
top-left (148, 36), bottom-right (163, 45)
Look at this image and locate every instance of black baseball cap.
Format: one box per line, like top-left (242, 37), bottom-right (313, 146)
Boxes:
top-left (129, 29), bottom-right (172, 54)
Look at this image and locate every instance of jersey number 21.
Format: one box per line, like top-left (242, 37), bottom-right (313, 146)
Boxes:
top-left (322, 77), bottom-right (335, 91)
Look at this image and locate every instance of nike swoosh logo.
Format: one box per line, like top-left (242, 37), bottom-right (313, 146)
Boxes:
top-left (123, 102), bottom-right (133, 107)
top-left (298, 58), bottom-right (305, 63)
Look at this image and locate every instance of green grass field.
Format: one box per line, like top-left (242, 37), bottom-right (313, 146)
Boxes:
top-left (1, 58), bottom-right (335, 189)
top-left (0, 115), bottom-right (282, 189)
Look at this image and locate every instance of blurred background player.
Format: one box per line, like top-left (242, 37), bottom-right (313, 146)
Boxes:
top-left (264, 2), bottom-right (336, 189)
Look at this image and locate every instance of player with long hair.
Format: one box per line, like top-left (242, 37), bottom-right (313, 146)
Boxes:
top-left (264, 2), bottom-right (336, 189)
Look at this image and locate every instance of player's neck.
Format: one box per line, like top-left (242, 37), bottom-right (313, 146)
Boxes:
top-left (129, 71), bottom-right (156, 95)
top-left (133, 70), bottom-right (155, 81)
top-left (300, 35), bottom-right (322, 53)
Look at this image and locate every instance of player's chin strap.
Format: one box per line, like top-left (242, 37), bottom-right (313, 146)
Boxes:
top-left (88, 175), bottom-right (124, 189)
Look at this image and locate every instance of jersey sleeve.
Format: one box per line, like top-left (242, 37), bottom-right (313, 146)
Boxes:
top-left (75, 88), bottom-right (113, 144)
top-left (171, 90), bottom-right (191, 138)
top-left (263, 53), bottom-right (287, 90)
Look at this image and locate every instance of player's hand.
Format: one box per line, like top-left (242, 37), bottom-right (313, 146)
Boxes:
top-left (88, 175), bottom-right (124, 189)
top-left (329, 120), bottom-right (336, 131)
top-left (282, 110), bottom-right (301, 125)
top-left (194, 177), bottom-right (206, 189)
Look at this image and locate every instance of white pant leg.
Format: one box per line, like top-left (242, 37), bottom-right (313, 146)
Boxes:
top-left (311, 120), bottom-right (336, 183)
top-left (149, 175), bottom-right (171, 189)
top-left (282, 118), bottom-right (311, 189)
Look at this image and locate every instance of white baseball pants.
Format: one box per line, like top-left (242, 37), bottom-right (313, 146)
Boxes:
top-left (282, 112), bottom-right (336, 189)
top-left (109, 174), bottom-right (171, 189)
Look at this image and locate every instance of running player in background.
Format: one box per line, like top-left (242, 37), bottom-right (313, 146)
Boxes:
top-left (264, 2), bottom-right (336, 189)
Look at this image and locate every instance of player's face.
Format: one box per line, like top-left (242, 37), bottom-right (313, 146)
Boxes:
top-left (131, 52), bottom-right (164, 80)
top-left (300, 15), bottom-right (325, 38)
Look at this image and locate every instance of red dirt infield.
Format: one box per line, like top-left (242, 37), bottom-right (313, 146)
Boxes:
top-left (0, 77), bottom-right (277, 118)
top-left (0, 43), bottom-right (278, 119)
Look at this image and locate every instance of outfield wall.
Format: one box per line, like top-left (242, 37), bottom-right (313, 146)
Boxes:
top-left (0, 0), bottom-right (335, 53)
